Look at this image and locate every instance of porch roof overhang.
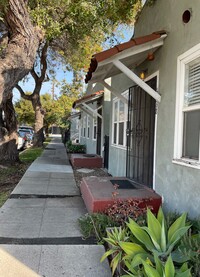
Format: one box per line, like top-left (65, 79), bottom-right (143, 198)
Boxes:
top-left (72, 90), bottom-right (104, 119)
top-left (85, 30), bottom-right (167, 103)
top-left (68, 111), bottom-right (81, 121)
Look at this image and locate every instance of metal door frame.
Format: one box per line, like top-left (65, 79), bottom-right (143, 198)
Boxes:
top-left (126, 76), bottom-right (157, 188)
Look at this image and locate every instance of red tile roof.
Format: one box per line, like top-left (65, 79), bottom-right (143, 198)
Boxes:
top-left (73, 91), bottom-right (104, 108)
top-left (85, 30), bottom-right (166, 83)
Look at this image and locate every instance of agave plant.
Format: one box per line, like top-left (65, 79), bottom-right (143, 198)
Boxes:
top-left (121, 255), bottom-right (191, 277)
top-left (119, 207), bottom-right (191, 274)
top-left (100, 226), bottom-right (129, 275)
top-left (142, 255), bottom-right (191, 277)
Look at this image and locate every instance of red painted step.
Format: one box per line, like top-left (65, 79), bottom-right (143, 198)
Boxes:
top-left (70, 154), bottom-right (103, 168)
top-left (80, 176), bottom-right (162, 213)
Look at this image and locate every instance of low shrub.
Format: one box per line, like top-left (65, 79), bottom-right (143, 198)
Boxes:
top-left (78, 213), bottom-right (117, 243)
top-left (104, 199), bottom-right (148, 227)
top-left (164, 212), bottom-right (200, 276)
top-left (179, 232), bottom-right (200, 277)
top-left (66, 140), bottom-right (86, 153)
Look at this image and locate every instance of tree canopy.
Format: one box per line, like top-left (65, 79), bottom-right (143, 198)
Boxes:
top-left (27, 0), bottom-right (142, 70)
top-left (0, 0), bottom-right (154, 162)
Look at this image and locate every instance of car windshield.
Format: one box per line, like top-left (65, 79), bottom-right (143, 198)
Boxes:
top-left (18, 131), bottom-right (27, 137)
top-left (19, 129), bottom-right (31, 134)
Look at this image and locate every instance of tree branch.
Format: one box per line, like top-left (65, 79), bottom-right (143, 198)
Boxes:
top-left (31, 67), bottom-right (39, 82)
top-left (15, 84), bottom-right (31, 100)
top-left (39, 42), bottom-right (48, 82)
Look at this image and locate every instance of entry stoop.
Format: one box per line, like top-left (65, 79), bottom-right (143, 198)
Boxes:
top-left (70, 154), bottom-right (103, 168)
top-left (80, 176), bottom-right (162, 213)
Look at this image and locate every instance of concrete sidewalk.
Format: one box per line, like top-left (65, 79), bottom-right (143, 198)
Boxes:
top-left (0, 136), bottom-right (111, 277)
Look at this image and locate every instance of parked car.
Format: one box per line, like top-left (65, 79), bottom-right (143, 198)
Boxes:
top-left (18, 127), bottom-right (34, 144)
top-left (17, 131), bottom-right (28, 150)
top-left (19, 126), bottom-right (34, 132)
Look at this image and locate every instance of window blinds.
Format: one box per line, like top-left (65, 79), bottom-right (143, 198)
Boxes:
top-left (187, 61), bottom-right (200, 106)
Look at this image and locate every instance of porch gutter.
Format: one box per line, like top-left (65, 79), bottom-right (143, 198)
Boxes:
top-left (112, 59), bottom-right (161, 103)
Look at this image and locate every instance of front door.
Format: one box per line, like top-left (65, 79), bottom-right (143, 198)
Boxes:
top-left (126, 77), bottom-right (157, 188)
top-left (103, 135), bottom-right (109, 169)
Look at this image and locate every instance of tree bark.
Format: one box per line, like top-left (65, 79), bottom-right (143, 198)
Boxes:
top-left (0, 93), bottom-right (19, 164)
top-left (16, 83), bottom-right (45, 147)
top-left (0, 0), bottom-right (43, 163)
top-left (0, 0), bottom-right (43, 102)
top-left (16, 42), bottom-right (48, 147)
top-left (32, 95), bottom-right (45, 147)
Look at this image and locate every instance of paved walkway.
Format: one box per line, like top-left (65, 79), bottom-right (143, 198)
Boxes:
top-left (0, 136), bottom-right (111, 277)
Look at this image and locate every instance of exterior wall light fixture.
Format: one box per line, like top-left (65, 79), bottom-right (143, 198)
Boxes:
top-left (139, 69), bottom-right (148, 80)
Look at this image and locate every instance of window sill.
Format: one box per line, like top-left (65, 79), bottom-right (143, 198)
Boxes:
top-left (111, 144), bottom-right (126, 150)
top-left (172, 158), bottom-right (200, 170)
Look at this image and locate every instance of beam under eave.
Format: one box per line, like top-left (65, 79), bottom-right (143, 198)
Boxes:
top-left (82, 103), bottom-right (103, 119)
top-left (80, 106), bottom-right (95, 118)
top-left (100, 80), bottom-right (128, 104)
top-left (112, 59), bottom-right (161, 103)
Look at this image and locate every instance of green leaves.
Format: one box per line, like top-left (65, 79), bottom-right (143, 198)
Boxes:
top-left (164, 255), bottom-right (175, 277)
top-left (168, 213), bottom-right (187, 243)
top-left (127, 218), bottom-right (154, 251)
top-left (127, 208), bottom-right (191, 258)
top-left (119, 242), bottom-right (146, 256)
top-left (143, 261), bottom-right (161, 277)
top-left (101, 226), bottom-right (129, 275)
top-left (27, 0), bottom-right (143, 71)
top-left (101, 207), bottom-right (193, 276)
top-left (143, 255), bottom-right (192, 277)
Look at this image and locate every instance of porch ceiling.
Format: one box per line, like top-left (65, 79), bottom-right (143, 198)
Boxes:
top-left (85, 30), bottom-right (167, 85)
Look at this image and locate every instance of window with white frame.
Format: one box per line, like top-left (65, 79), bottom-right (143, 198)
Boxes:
top-left (87, 115), bottom-right (90, 138)
top-left (174, 44), bottom-right (200, 166)
top-left (112, 92), bottom-right (128, 147)
top-left (93, 116), bottom-right (97, 140)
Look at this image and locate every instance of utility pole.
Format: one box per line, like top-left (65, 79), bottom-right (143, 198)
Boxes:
top-left (51, 80), bottom-right (55, 100)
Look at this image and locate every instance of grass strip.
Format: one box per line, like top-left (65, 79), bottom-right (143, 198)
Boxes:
top-left (0, 137), bottom-right (52, 206)
top-left (0, 191), bottom-right (11, 207)
top-left (20, 147), bottom-right (44, 163)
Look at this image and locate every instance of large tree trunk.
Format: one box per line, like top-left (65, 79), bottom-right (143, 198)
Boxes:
top-left (0, 0), bottom-right (43, 162)
top-left (0, 0), bottom-right (43, 102)
top-left (0, 94), bottom-right (19, 164)
top-left (32, 96), bottom-right (45, 147)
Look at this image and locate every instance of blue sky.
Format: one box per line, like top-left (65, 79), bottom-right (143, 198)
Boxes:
top-left (13, 25), bottom-right (133, 103)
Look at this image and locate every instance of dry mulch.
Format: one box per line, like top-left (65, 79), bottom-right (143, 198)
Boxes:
top-left (73, 167), bottom-right (111, 188)
top-left (67, 153), bottom-right (111, 187)
top-left (0, 163), bottom-right (29, 194)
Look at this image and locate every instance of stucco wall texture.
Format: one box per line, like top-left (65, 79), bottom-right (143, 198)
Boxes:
top-left (83, 0), bottom-right (200, 218)
top-left (133, 0), bottom-right (200, 217)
